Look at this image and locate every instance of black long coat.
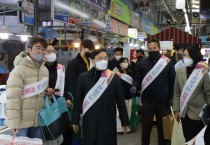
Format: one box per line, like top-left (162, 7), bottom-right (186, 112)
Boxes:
top-left (64, 54), bottom-right (90, 100)
top-left (71, 68), bottom-right (129, 145)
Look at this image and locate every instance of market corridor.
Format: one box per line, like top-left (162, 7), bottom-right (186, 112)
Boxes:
top-left (117, 124), bottom-right (158, 145)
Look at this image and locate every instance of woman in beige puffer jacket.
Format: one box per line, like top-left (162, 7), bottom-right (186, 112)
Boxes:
top-left (6, 51), bottom-right (49, 130)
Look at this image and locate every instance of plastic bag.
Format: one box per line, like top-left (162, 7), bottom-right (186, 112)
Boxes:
top-left (0, 134), bottom-right (43, 145)
top-left (171, 107), bottom-right (185, 145)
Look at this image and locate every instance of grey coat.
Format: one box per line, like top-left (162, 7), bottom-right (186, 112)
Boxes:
top-left (173, 67), bottom-right (210, 120)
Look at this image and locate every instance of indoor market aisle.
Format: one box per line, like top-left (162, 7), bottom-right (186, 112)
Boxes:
top-left (117, 124), bottom-right (158, 145)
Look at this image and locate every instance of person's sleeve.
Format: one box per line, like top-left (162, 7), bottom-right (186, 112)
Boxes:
top-left (173, 72), bottom-right (181, 112)
top-left (71, 74), bottom-right (84, 125)
top-left (204, 71), bottom-right (210, 106)
top-left (64, 61), bottom-right (78, 101)
top-left (134, 61), bottom-right (144, 91)
top-left (6, 69), bottom-right (23, 129)
top-left (115, 75), bottom-right (129, 126)
top-left (168, 61), bottom-right (176, 104)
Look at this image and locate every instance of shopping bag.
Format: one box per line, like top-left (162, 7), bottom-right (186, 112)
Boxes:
top-left (56, 96), bottom-right (71, 130)
top-left (43, 135), bottom-right (63, 145)
top-left (130, 97), bottom-right (139, 130)
top-left (162, 114), bottom-right (174, 139)
top-left (0, 134), bottom-right (43, 145)
top-left (38, 96), bottom-right (64, 140)
top-left (171, 107), bottom-right (186, 145)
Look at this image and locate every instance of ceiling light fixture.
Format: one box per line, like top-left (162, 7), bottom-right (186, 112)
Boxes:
top-left (16, 26), bottom-right (32, 41)
top-left (0, 7), bottom-right (13, 39)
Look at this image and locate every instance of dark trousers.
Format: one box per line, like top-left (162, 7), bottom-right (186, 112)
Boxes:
top-left (141, 103), bottom-right (169, 145)
top-left (181, 115), bottom-right (204, 142)
top-left (204, 122), bottom-right (210, 145)
top-left (61, 126), bottom-right (73, 145)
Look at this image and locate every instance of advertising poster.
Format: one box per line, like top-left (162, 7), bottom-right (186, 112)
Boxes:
top-left (81, 4), bottom-right (91, 24)
top-left (68, 0), bottom-right (81, 23)
top-left (52, 0), bottom-right (69, 23)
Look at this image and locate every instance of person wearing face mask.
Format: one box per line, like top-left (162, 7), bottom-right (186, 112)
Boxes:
top-left (64, 39), bottom-right (94, 144)
top-left (173, 44), bottom-right (210, 142)
top-left (130, 39), bottom-right (175, 145)
top-left (64, 39), bottom-right (95, 101)
top-left (115, 57), bottom-right (134, 133)
top-left (108, 47), bottom-right (123, 71)
top-left (71, 49), bottom-right (129, 145)
top-left (6, 36), bottom-right (49, 139)
top-left (130, 49), bottom-right (145, 78)
top-left (44, 45), bottom-right (70, 145)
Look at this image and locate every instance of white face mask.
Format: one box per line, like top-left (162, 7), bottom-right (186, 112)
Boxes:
top-left (45, 53), bottom-right (56, 62)
top-left (120, 63), bottom-right (128, 69)
top-left (115, 55), bottom-right (121, 61)
top-left (184, 58), bottom-right (194, 67)
top-left (96, 60), bottom-right (108, 70)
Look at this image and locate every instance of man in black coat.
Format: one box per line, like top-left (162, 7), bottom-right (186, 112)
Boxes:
top-left (131, 39), bottom-right (175, 145)
top-left (72, 49), bottom-right (129, 145)
top-left (64, 39), bottom-right (95, 99)
top-left (64, 39), bottom-right (95, 145)
top-left (108, 47), bottom-right (123, 71)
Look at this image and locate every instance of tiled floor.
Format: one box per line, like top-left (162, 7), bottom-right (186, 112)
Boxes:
top-left (117, 124), bottom-right (158, 145)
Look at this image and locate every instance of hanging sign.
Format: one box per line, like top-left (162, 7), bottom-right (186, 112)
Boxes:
top-left (18, 1), bottom-right (35, 25)
top-left (51, 0), bottom-right (69, 23)
top-left (83, 0), bottom-right (108, 12)
top-left (139, 0), bottom-right (151, 11)
top-left (110, 0), bottom-right (130, 25)
top-left (128, 28), bottom-right (138, 39)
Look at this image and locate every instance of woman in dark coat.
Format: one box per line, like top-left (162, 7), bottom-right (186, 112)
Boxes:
top-left (71, 49), bottom-right (129, 145)
top-left (44, 45), bottom-right (72, 145)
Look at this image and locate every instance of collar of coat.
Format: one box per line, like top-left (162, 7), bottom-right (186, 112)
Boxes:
top-left (76, 53), bottom-right (90, 64)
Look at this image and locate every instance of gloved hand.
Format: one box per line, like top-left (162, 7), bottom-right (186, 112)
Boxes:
top-left (130, 86), bottom-right (137, 96)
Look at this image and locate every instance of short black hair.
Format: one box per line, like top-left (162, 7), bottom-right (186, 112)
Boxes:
top-left (81, 39), bottom-right (95, 50)
top-left (136, 49), bottom-right (145, 55)
top-left (91, 49), bottom-right (107, 59)
top-left (147, 39), bottom-right (160, 48)
top-left (117, 57), bottom-right (129, 68)
top-left (174, 43), bottom-right (186, 51)
top-left (26, 36), bottom-right (48, 49)
top-left (114, 47), bottom-right (123, 54)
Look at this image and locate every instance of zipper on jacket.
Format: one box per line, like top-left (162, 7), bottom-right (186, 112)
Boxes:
top-left (34, 68), bottom-right (40, 126)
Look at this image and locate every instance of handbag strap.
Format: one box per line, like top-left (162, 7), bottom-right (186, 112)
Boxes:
top-left (45, 95), bottom-right (58, 109)
top-left (170, 106), bottom-right (176, 120)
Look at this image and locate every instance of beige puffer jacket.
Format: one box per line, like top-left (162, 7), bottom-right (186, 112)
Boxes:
top-left (6, 52), bottom-right (49, 129)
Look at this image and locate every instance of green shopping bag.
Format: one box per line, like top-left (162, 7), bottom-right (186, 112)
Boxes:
top-left (67, 92), bottom-right (82, 139)
top-left (130, 97), bottom-right (139, 130)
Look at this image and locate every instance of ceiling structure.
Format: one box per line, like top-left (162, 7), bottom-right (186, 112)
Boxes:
top-left (0, 0), bottom-right (209, 36)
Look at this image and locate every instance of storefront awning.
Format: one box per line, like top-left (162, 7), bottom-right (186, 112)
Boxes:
top-left (150, 27), bottom-right (201, 44)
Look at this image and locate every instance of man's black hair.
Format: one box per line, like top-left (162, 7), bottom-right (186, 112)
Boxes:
top-left (114, 47), bottom-right (123, 54)
top-left (147, 39), bottom-right (160, 48)
top-left (91, 49), bottom-right (107, 59)
top-left (26, 36), bottom-right (48, 49)
top-left (81, 39), bottom-right (95, 50)
top-left (136, 49), bottom-right (145, 55)
top-left (174, 43), bottom-right (186, 51)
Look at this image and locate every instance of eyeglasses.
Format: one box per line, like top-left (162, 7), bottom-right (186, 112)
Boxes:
top-left (45, 50), bottom-right (57, 55)
top-left (95, 57), bottom-right (108, 61)
top-left (35, 46), bottom-right (46, 51)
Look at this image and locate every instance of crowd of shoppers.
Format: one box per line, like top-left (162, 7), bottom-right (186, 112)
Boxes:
top-left (4, 36), bottom-right (210, 145)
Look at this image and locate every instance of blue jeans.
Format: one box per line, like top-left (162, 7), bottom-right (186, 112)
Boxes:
top-left (16, 127), bottom-right (42, 139)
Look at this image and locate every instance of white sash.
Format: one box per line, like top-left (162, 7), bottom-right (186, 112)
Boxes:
top-left (55, 64), bottom-right (65, 97)
top-left (180, 63), bottom-right (207, 115)
top-left (83, 69), bottom-right (114, 115)
top-left (120, 73), bottom-right (133, 85)
top-left (175, 60), bottom-right (185, 71)
top-left (22, 77), bottom-right (49, 99)
top-left (141, 56), bottom-right (170, 93)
